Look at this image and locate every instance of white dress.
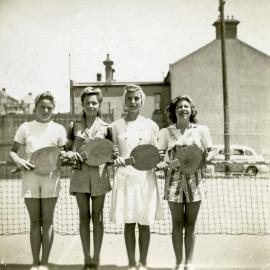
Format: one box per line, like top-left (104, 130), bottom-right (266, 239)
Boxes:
top-left (110, 116), bottom-right (163, 225)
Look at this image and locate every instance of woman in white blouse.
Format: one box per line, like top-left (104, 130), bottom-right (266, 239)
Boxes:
top-left (111, 84), bottom-right (163, 270)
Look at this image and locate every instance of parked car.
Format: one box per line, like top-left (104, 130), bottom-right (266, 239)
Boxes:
top-left (209, 144), bottom-right (270, 176)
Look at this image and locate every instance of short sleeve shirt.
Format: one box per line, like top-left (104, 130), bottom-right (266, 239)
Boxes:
top-left (111, 116), bottom-right (159, 157)
top-left (67, 117), bottom-right (112, 150)
top-left (158, 123), bottom-right (213, 153)
top-left (14, 120), bottom-right (67, 159)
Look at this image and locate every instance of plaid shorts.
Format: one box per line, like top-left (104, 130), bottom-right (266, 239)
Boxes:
top-left (164, 168), bottom-right (205, 203)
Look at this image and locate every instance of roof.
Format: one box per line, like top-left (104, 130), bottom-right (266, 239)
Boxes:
top-left (170, 38), bottom-right (269, 68)
top-left (71, 80), bottom-right (166, 88)
top-left (0, 90), bottom-right (19, 103)
top-left (213, 144), bottom-right (257, 152)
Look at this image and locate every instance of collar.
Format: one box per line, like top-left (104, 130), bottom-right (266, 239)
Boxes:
top-left (168, 123), bottom-right (197, 130)
top-left (124, 114), bottom-right (144, 123)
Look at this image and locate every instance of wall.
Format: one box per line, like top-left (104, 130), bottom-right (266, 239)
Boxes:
top-left (71, 82), bottom-right (171, 128)
top-left (170, 39), bottom-right (270, 158)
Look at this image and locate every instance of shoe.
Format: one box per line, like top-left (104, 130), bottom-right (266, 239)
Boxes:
top-left (138, 263), bottom-right (147, 270)
top-left (174, 264), bottom-right (183, 270)
top-left (29, 266), bottom-right (39, 270)
top-left (89, 262), bottom-right (99, 269)
top-left (82, 265), bottom-right (92, 270)
top-left (127, 267), bottom-right (137, 270)
top-left (184, 264), bottom-right (194, 270)
top-left (39, 265), bottom-right (49, 270)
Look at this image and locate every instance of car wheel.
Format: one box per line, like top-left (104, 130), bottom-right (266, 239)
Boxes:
top-left (246, 166), bottom-right (258, 176)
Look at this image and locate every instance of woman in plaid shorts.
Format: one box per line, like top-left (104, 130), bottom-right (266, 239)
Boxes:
top-left (156, 95), bottom-right (215, 270)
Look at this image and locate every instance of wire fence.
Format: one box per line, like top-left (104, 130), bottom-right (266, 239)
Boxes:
top-left (1, 163), bottom-right (270, 236)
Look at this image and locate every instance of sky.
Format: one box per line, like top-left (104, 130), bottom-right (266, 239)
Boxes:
top-left (0, 0), bottom-right (269, 112)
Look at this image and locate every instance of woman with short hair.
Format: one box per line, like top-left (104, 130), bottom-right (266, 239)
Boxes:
top-left (9, 91), bottom-right (67, 270)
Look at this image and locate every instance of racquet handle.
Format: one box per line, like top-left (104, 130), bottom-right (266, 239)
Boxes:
top-left (124, 157), bottom-right (135, 166)
top-left (11, 165), bottom-right (35, 174)
top-left (155, 159), bottom-right (180, 171)
top-left (11, 168), bottom-right (20, 174)
top-left (106, 157), bottom-right (135, 166)
top-left (167, 159), bottom-right (180, 168)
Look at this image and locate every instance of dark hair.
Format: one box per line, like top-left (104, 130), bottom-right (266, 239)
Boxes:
top-left (34, 91), bottom-right (55, 108)
top-left (167, 95), bottom-right (198, 124)
top-left (81, 87), bottom-right (103, 104)
top-left (81, 87), bottom-right (103, 118)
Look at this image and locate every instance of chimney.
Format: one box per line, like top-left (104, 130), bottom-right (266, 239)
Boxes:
top-left (28, 92), bottom-right (32, 96)
top-left (96, 73), bottom-right (102, 82)
top-left (103, 54), bottom-right (114, 84)
top-left (2, 88), bottom-right (6, 92)
top-left (213, 15), bottom-right (240, 39)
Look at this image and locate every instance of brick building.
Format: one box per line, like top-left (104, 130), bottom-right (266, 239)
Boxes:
top-left (70, 54), bottom-right (171, 128)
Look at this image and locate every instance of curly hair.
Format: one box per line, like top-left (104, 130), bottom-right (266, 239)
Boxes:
top-left (166, 95), bottom-right (198, 124)
top-left (81, 87), bottom-right (103, 104)
top-left (34, 91), bottom-right (55, 108)
top-left (81, 87), bottom-right (103, 118)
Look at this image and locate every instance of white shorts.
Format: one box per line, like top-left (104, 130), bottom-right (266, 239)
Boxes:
top-left (21, 170), bottom-right (61, 198)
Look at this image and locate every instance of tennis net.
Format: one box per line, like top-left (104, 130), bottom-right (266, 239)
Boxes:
top-left (0, 162), bottom-right (270, 235)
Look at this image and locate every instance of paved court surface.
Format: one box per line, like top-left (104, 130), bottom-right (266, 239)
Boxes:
top-left (0, 234), bottom-right (270, 269)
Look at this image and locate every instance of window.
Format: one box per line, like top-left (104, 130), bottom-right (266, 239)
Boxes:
top-left (219, 149), bottom-right (224, 155)
top-left (154, 93), bottom-right (161, 111)
top-left (245, 150), bottom-right (253, 156)
top-left (233, 149), bottom-right (244, 155)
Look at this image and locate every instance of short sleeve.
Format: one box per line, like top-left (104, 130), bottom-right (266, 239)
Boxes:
top-left (200, 126), bottom-right (213, 149)
top-left (157, 128), bottom-right (169, 150)
top-left (14, 122), bottom-right (27, 145)
top-left (148, 120), bottom-right (159, 146)
top-left (111, 120), bottom-right (121, 146)
top-left (57, 124), bottom-right (67, 147)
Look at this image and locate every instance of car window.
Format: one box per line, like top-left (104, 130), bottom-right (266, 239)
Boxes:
top-left (232, 149), bottom-right (244, 155)
top-left (245, 150), bottom-right (253, 156)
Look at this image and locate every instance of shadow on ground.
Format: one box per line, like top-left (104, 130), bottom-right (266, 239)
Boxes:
top-left (4, 264), bottom-right (172, 270)
top-left (4, 264), bottom-right (262, 270)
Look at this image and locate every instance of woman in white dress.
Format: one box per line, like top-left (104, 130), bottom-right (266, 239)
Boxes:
top-left (111, 84), bottom-right (163, 270)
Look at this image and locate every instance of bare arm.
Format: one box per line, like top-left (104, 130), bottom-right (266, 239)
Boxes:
top-left (9, 141), bottom-right (35, 171)
top-left (205, 147), bottom-right (218, 162)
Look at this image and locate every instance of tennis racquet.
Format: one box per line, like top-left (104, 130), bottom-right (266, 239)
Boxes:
top-left (77, 138), bottom-right (114, 166)
top-left (173, 144), bottom-right (204, 173)
top-left (122, 144), bottom-right (160, 171)
top-left (11, 146), bottom-right (61, 175)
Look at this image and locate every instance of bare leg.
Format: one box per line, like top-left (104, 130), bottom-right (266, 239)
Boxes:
top-left (40, 197), bottom-right (57, 265)
top-left (169, 201), bottom-right (185, 266)
top-left (91, 195), bottom-right (105, 266)
top-left (138, 224), bottom-right (150, 266)
top-left (184, 201), bottom-right (201, 265)
top-left (25, 198), bottom-right (42, 266)
top-left (76, 193), bottom-right (91, 265)
top-left (124, 223), bottom-right (136, 267)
